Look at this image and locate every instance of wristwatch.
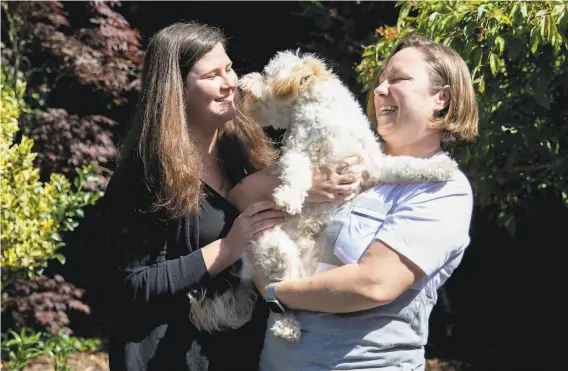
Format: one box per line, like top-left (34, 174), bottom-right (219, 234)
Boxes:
top-left (265, 283), bottom-right (287, 313)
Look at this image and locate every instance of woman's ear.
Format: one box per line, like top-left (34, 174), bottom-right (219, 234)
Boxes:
top-left (434, 85), bottom-right (451, 111)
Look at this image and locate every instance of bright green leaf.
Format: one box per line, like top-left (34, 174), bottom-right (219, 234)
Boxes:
top-left (489, 53), bottom-right (498, 75)
top-left (521, 2), bottom-right (528, 18)
top-left (494, 36), bottom-right (505, 53)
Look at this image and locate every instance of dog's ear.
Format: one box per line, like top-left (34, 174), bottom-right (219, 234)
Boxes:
top-left (271, 58), bottom-right (331, 100)
top-left (270, 73), bottom-right (304, 100)
top-left (300, 75), bottom-right (312, 85)
top-left (238, 72), bottom-right (265, 100)
top-left (304, 57), bottom-right (331, 82)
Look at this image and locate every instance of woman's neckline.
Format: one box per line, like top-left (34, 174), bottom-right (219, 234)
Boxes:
top-left (202, 181), bottom-right (230, 202)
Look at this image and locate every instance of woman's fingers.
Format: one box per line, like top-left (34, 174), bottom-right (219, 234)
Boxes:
top-left (242, 200), bottom-right (277, 218)
top-left (333, 155), bottom-right (363, 174)
top-left (249, 210), bottom-right (287, 225)
top-left (337, 171), bottom-right (364, 185)
top-left (333, 181), bottom-right (362, 195)
top-left (251, 217), bottom-right (285, 239)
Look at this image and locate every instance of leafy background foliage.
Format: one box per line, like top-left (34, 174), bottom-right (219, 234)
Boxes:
top-left (1, 1), bottom-right (567, 370)
top-left (0, 68), bottom-right (99, 279)
top-left (1, 1), bottom-right (141, 367)
top-left (357, 0), bottom-right (568, 235)
top-left (295, 1), bottom-right (567, 368)
top-left (1, 62), bottom-right (99, 370)
top-left (1, 274), bottom-right (91, 336)
top-left (1, 0), bottom-right (143, 191)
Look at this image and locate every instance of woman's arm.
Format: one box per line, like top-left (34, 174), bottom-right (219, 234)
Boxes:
top-left (115, 213), bottom-right (233, 306)
top-left (105, 155), bottom-right (261, 306)
top-left (227, 164), bottom-right (281, 212)
top-left (254, 177), bottom-right (474, 313)
top-left (254, 239), bottom-right (423, 313)
top-left (121, 200), bottom-right (284, 306)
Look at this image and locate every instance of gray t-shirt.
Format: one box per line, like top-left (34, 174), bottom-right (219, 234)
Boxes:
top-left (260, 154), bottom-right (473, 371)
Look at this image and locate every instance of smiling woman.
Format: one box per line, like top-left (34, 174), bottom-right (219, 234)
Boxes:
top-left (184, 43), bottom-right (239, 134)
top-left (370, 35), bottom-right (478, 158)
top-left (373, 46), bottom-right (452, 158)
top-left (103, 22), bottom-right (282, 371)
top-left (102, 21), bottom-right (362, 371)
top-left (254, 34), bottom-right (479, 371)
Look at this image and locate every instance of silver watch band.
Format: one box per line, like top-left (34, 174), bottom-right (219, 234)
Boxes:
top-left (266, 282), bottom-right (279, 301)
top-left (265, 282), bottom-right (286, 313)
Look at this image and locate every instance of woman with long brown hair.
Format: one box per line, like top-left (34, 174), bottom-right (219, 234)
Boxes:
top-left (103, 22), bottom-right (362, 371)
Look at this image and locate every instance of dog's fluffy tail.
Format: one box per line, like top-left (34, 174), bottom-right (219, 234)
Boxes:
top-left (188, 283), bottom-right (257, 333)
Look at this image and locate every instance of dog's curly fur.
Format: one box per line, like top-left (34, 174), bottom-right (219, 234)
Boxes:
top-left (187, 50), bottom-right (458, 341)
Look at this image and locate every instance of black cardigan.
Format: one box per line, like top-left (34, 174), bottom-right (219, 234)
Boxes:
top-left (103, 154), bottom-right (268, 371)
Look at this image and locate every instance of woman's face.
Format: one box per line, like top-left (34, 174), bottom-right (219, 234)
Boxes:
top-left (185, 42), bottom-right (238, 129)
top-left (373, 47), bottom-right (448, 150)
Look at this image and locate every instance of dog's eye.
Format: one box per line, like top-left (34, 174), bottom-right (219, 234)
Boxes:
top-left (300, 75), bottom-right (311, 84)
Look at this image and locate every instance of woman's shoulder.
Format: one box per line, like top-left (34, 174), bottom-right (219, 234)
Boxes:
top-left (103, 153), bottom-right (147, 203)
top-left (102, 151), bottom-right (179, 226)
top-left (103, 152), bottom-right (201, 224)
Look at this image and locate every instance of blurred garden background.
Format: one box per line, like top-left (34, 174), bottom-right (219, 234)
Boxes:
top-left (1, 1), bottom-right (566, 370)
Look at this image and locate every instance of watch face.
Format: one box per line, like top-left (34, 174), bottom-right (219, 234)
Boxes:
top-left (267, 300), bottom-right (285, 314)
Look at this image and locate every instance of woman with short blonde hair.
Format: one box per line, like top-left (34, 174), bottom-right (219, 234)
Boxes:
top-left (253, 34), bottom-right (479, 371)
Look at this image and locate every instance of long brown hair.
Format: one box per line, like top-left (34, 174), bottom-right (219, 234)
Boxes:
top-left (119, 22), bottom-right (277, 219)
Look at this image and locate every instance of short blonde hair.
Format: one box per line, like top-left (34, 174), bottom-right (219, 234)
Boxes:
top-left (367, 34), bottom-right (479, 142)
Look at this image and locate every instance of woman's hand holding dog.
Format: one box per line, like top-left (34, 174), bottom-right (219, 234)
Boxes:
top-left (223, 201), bottom-right (286, 259)
top-left (226, 155), bottom-right (364, 213)
top-left (202, 201), bottom-right (285, 275)
top-left (307, 155), bottom-right (364, 204)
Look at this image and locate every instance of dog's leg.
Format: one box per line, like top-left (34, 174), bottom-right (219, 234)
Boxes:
top-left (270, 312), bottom-right (302, 342)
top-left (359, 133), bottom-right (458, 186)
top-left (368, 154), bottom-right (458, 184)
top-left (240, 251), bottom-right (255, 282)
top-left (272, 150), bottom-right (312, 215)
top-left (253, 226), bottom-right (303, 282)
top-left (253, 226), bottom-right (305, 341)
top-left (292, 206), bottom-right (335, 276)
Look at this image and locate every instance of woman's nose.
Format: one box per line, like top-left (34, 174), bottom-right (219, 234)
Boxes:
top-left (374, 80), bottom-right (389, 96)
top-left (222, 73), bottom-right (237, 90)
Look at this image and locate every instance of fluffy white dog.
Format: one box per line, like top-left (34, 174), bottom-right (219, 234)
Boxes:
top-left (187, 50), bottom-right (458, 342)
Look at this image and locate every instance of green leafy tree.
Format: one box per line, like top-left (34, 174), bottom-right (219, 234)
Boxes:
top-left (0, 68), bottom-right (100, 282)
top-left (358, 0), bottom-right (568, 235)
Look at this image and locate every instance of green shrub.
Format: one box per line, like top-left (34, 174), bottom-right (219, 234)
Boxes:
top-left (358, 0), bottom-right (568, 235)
top-left (0, 67), bottom-right (101, 280)
top-left (1, 328), bottom-right (103, 371)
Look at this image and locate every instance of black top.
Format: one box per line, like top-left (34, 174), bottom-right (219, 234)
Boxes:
top-left (104, 154), bottom-right (268, 371)
top-left (199, 183), bottom-right (239, 248)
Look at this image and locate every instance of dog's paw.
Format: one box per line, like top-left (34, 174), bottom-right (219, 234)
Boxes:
top-left (273, 187), bottom-right (304, 215)
top-left (271, 314), bottom-right (302, 342)
top-left (435, 157), bottom-right (459, 179)
top-left (238, 72), bottom-right (265, 99)
top-left (282, 201), bottom-right (303, 215)
top-left (419, 156), bottom-right (458, 182)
